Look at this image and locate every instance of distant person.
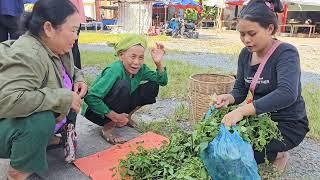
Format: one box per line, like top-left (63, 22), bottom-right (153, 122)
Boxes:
top-left (0, 0), bottom-right (87, 179)
top-left (215, 0), bottom-right (308, 172)
top-left (178, 18), bottom-right (185, 36)
top-left (0, 0), bottom-right (24, 42)
top-left (167, 18), bottom-right (179, 37)
top-left (84, 35), bottom-right (168, 144)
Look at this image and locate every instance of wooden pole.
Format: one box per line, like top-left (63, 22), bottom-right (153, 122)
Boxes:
top-left (95, 0), bottom-right (101, 21)
top-left (216, 8), bottom-right (223, 30)
top-left (164, 5), bottom-right (167, 28)
top-left (281, 3), bottom-right (288, 32)
top-left (139, 0), bottom-right (141, 34)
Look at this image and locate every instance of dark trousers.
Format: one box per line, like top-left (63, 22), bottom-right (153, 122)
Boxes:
top-left (72, 39), bottom-right (81, 69)
top-left (85, 80), bottom-right (159, 126)
top-left (0, 15), bottom-right (21, 42)
top-left (254, 118), bottom-right (308, 163)
top-left (72, 24), bottom-right (81, 69)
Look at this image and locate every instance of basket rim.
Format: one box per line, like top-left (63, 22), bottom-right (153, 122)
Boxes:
top-left (189, 73), bottom-right (235, 84)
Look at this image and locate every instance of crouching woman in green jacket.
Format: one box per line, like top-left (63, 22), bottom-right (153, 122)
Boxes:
top-left (0, 0), bottom-right (87, 179)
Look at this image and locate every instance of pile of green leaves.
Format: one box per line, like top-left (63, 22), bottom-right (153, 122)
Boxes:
top-left (118, 106), bottom-right (282, 179)
top-left (193, 106), bottom-right (283, 152)
top-left (118, 132), bottom-right (209, 180)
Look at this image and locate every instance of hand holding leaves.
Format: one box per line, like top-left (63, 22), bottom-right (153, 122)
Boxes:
top-left (221, 109), bottom-right (244, 127)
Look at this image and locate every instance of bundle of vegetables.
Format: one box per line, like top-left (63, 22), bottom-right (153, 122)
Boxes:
top-left (118, 105), bottom-right (283, 179)
top-left (119, 132), bottom-right (210, 180)
top-left (193, 106), bottom-right (283, 152)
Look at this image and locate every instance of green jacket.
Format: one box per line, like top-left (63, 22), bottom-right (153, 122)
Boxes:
top-left (0, 33), bottom-right (84, 118)
top-left (84, 60), bottom-right (168, 115)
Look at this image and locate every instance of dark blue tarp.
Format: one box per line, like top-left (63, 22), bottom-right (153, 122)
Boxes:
top-left (153, 0), bottom-right (198, 7)
top-left (171, 0), bottom-right (198, 6)
top-left (23, 0), bottom-right (38, 4)
top-left (153, 2), bottom-right (166, 7)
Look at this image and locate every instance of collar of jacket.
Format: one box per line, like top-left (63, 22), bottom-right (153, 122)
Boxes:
top-left (27, 31), bottom-right (60, 59)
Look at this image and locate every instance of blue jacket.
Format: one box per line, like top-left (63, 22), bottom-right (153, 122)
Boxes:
top-left (169, 20), bottom-right (178, 30)
top-left (0, 0), bottom-right (24, 16)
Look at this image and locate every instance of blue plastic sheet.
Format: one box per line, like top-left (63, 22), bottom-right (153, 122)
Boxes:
top-left (200, 125), bottom-right (260, 180)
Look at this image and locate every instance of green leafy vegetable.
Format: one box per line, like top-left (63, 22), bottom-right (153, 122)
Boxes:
top-left (118, 105), bottom-right (283, 179)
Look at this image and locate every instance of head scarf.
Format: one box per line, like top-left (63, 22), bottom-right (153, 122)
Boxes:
top-left (114, 35), bottom-right (147, 56)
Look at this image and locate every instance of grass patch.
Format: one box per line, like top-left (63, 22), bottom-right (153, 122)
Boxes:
top-left (81, 51), bottom-right (115, 66)
top-left (81, 51), bottom-right (226, 99)
top-left (79, 32), bottom-right (168, 46)
top-left (258, 164), bottom-right (282, 179)
top-left (78, 32), bottom-right (242, 55)
top-left (173, 102), bottom-right (190, 121)
top-left (137, 118), bottom-right (181, 138)
top-left (302, 84), bottom-right (320, 139)
top-left (136, 102), bottom-right (191, 137)
top-left (158, 60), bottom-right (221, 99)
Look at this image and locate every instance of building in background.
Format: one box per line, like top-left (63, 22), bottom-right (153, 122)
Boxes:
top-left (117, 0), bottom-right (153, 34)
top-left (83, 0), bottom-right (118, 21)
top-left (83, 0), bottom-right (96, 20)
top-left (100, 0), bottom-right (118, 20)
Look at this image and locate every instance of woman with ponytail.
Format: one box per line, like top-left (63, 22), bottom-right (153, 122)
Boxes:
top-left (215, 0), bottom-right (308, 171)
top-left (0, 0), bottom-right (87, 179)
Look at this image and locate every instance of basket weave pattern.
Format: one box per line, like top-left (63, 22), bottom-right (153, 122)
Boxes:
top-left (189, 74), bottom-right (235, 122)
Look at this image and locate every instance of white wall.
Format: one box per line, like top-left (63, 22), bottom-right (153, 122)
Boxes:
top-left (118, 2), bottom-right (153, 34)
top-left (84, 3), bottom-right (96, 20)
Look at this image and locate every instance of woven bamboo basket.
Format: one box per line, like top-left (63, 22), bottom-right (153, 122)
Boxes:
top-left (189, 73), bottom-right (235, 122)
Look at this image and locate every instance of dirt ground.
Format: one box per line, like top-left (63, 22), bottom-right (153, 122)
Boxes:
top-left (165, 29), bottom-right (320, 74)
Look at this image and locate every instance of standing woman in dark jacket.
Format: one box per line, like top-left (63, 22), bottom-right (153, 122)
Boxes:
top-left (215, 0), bottom-right (308, 171)
top-left (69, 0), bottom-right (86, 69)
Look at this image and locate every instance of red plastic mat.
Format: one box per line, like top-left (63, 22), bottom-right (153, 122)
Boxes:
top-left (74, 132), bottom-right (168, 180)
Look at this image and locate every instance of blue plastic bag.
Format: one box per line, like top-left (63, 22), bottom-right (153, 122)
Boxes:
top-left (200, 124), bottom-right (260, 180)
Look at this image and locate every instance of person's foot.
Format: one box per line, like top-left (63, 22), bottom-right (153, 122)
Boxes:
top-left (47, 135), bottom-right (64, 150)
top-left (126, 108), bottom-right (140, 128)
top-left (48, 135), bottom-right (62, 146)
top-left (272, 151), bottom-right (289, 172)
top-left (127, 120), bottom-right (138, 128)
top-left (101, 129), bottom-right (126, 145)
top-left (7, 166), bottom-right (31, 180)
top-left (126, 117), bottom-right (138, 128)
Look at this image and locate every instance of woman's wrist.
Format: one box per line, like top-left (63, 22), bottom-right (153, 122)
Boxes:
top-left (227, 94), bottom-right (235, 105)
top-left (155, 63), bottom-right (164, 72)
top-left (105, 111), bottom-right (118, 122)
top-left (237, 103), bottom-right (256, 117)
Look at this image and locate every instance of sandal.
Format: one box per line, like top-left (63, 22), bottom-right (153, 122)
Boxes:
top-left (47, 135), bottom-right (64, 150)
top-left (101, 130), bottom-right (127, 145)
top-left (127, 119), bottom-right (138, 128)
